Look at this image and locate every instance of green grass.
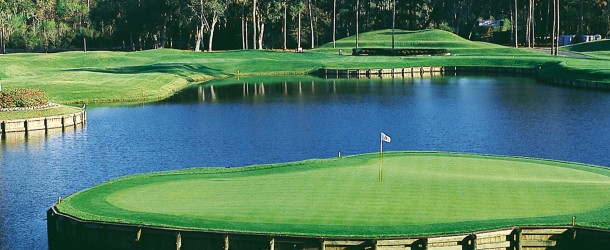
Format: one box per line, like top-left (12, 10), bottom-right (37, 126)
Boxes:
top-left (56, 152), bottom-right (610, 237)
top-left (562, 39), bottom-right (610, 53)
top-left (316, 29), bottom-right (540, 56)
top-left (0, 105), bottom-right (82, 121)
top-left (0, 29), bottom-right (609, 107)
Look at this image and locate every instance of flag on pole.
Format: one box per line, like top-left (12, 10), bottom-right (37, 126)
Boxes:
top-left (381, 132), bottom-right (391, 143)
top-left (379, 132), bottom-right (391, 183)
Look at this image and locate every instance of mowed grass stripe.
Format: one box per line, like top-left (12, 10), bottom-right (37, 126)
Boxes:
top-left (57, 152), bottom-right (610, 237)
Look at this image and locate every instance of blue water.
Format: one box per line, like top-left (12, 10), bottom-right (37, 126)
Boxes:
top-left (1, 75), bottom-right (610, 249)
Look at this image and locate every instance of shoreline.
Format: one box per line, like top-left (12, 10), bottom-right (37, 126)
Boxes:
top-left (0, 105), bottom-right (86, 134)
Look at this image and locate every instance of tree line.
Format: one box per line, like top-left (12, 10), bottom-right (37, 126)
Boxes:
top-left (0, 0), bottom-right (609, 53)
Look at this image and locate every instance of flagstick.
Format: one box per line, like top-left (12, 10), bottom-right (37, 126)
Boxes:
top-left (380, 133), bottom-right (383, 183)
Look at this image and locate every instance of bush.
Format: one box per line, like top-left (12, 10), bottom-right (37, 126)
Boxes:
top-left (0, 88), bottom-right (49, 108)
top-left (352, 48), bottom-right (449, 56)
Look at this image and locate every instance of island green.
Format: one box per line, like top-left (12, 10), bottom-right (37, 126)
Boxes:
top-left (56, 152), bottom-right (610, 237)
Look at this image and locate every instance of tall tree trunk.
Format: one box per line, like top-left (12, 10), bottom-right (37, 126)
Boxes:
top-left (551, 0), bottom-right (558, 55)
top-left (578, 0), bottom-right (584, 39)
top-left (242, 13), bottom-right (246, 49)
top-left (161, 12), bottom-right (167, 48)
top-left (607, 0), bottom-right (610, 38)
top-left (257, 16), bottom-right (264, 49)
top-left (546, 0), bottom-right (551, 43)
top-left (253, 0), bottom-right (257, 50)
top-left (333, 0), bottom-right (336, 48)
top-left (392, 0), bottom-right (395, 49)
top-left (208, 14), bottom-right (218, 52)
top-left (308, 0), bottom-right (314, 49)
top-left (195, 0), bottom-right (205, 52)
top-left (514, 0), bottom-right (519, 47)
top-left (555, 0), bottom-right (561, 55)
top-left (467, 0), bottom-right (474, 40)
top-left (454, 0), bottom-right (458, 36)
top-left (245, 19), bottom-right (249, 49)
top-left (1, 27), bottom-right (5, 54)
top-left (298, 11), bottom-right (302, 49)
top-left (526, 0), bottom-right (530, 47)
top-left (283, 2), bottom-right (287, 50)
top-left (531, 0), bottom-right (535, 48)
top-left (195, 26), bottom-right (202, 52)
top-left (356, 0), bottom-right (359, 48)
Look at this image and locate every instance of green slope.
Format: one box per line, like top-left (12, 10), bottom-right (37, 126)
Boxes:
top-left (56, 152), bottom-right (610, 237)
top-left (0, 29), bottom-right (608, 107)
top-left (314, 29), bottom-right (541, 56)
top-left (562, 39), bottom-right (610, 53)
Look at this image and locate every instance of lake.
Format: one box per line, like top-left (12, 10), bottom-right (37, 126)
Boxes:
top-left (1, 75), bottom-right (610, 249)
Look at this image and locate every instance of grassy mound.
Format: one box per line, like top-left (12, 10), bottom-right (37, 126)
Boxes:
top-left (56, 152), bottom-right (610, 237)
top-left (562, 39), bottom-right (610, 53)
top-left (314, 29), bottom-right (540, 56)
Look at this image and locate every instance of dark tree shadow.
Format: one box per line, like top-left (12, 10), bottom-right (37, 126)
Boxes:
top-left (378, 30), bottom-right (426, 36)
top-left (67, 63), bottom-right (222, 81)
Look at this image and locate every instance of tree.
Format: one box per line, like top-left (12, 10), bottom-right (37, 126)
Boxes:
top-left (552, 0), bottom-right (560, 55)
top-left (392, 0), bottom-right (396, 49)
top-left (514, 0), bottom-right (519, 47)
top-left (290, 0), bottom-right (306, 49)
top-left (607, 0), bottom-right (610, 37)
top-left (308, 0), bottom-right (314, 48)
top-left (0, 4), bottom-right (10, 54)
top-left (253, 0), bottom-right (257, 49)
top-left (356, 0), bottom-right (359, 48)
top-left (332, 0), bottom-right (336, 48)
top-left (206, 0), bottom-right (228, 52)
top-left (253, 0), bottom-right (281, 49)
top-left (283, 0), bottom-right (287, 50)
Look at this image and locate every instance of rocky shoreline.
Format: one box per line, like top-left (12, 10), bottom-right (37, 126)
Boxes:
top-left (0, 102), bottom-right (59, 112)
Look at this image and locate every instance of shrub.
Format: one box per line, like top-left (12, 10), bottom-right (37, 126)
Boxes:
top-left (0, 88), bottom-right (49, 108)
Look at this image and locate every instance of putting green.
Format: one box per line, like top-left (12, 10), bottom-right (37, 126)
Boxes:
top-left (57, 152), bottom-right (610, 237)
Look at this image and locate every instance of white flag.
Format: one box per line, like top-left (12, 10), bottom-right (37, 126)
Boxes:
top-left (381, 132), bottom-right (391, 143)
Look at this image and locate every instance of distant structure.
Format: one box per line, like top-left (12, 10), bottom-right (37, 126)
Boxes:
top-left (559, 34), bottom-right (603, 46)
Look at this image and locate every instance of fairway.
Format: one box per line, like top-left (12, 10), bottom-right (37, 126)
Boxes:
top-left (56, 152), bottom-right (610, 237)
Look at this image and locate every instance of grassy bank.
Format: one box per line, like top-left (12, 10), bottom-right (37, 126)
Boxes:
top-left (0, 29), bottom-right (609, 106)
top-left (0, 105), bottom-right (82, 121)
top-left (56, 152), bottom-right (610, 237)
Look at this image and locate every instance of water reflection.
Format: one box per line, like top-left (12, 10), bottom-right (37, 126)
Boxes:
top-left (166, 77), bottom-right (443, 104)
top-left (1, 125), bottom-right (84, 146)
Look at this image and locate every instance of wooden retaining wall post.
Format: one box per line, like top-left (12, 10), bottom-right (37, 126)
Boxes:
top-left (224, 234), bottom-right (229, 250)
top-left (270, 237), bottom-right (275, 250)
top-left (514, 228), bottom-right (522, 250)
top-left (470, 234), bottom-right (477, 250)
top-left (420, 238), bottom-right (428, 250)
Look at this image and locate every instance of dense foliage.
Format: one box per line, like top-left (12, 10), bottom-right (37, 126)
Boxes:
top-left (0, 0), bottom-right (608, 53)
top-left (0, 88), bottom-right (49, 108)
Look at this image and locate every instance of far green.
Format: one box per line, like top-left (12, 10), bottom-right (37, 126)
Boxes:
top-left (1, 29), bottom-right (609, 106)
top-left (56, 152), bottom-right (610, 237)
